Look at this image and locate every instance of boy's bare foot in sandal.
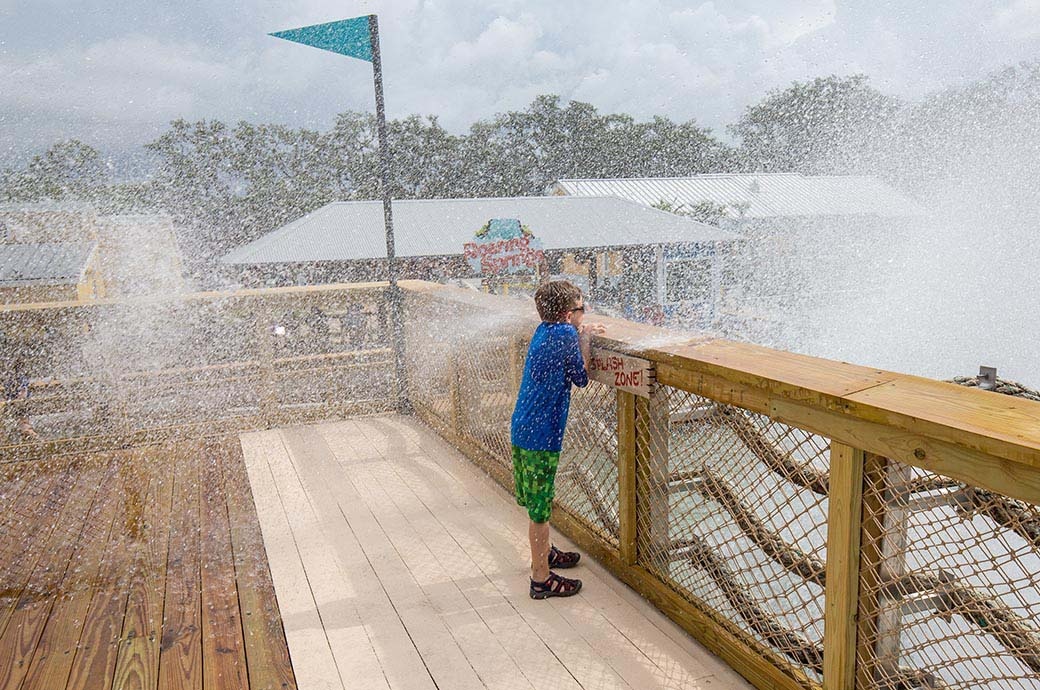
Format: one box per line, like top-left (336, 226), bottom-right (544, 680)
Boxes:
top-left (530, 571), bottom-right (582, 599)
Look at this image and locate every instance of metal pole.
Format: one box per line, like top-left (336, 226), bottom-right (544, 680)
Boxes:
top-left (368, 14), bottom-right (409, 411)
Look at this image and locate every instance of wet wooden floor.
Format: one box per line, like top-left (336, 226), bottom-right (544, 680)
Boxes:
top-left (0, 438), bottom-right (295, 690)
top-left (241, 415), bottom-right (753, 690)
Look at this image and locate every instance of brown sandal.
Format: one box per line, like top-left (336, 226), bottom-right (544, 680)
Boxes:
top-left (548, 545), bottom-right (580, 569)
top-left (530, 571), bottom-right (582, 599)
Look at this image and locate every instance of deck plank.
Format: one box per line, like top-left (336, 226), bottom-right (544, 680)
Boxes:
top-left (240, 431), bottom-right (345, 690)
top-left (223, 435), bottom-right (298, 690)
top-left (199, 440), bottom-right (250, 690)
top-left (19, 454), bottom-right (123, 690)
top-left (0, 456), bottom-right (108, 690)
top-left (157, 442), bottom-right (203, 690)
top-left (112, 446), bottom-right (175, 690)
top-left (66, 453), bottom-right (147, 690)
top-left (338, 419), bottom-right (631, 690)
top-left (272, 425), bottom-right (440, 690)
top-left (0, 458), bottom-right (68, 605)
top-left (0, 439), bottom-right (295, 690)
top-left (297, 424), bottom-right (539, 690)
top-left (353, 416), bottom-right (746, 688)
top-left (278, 425), bottom-right (475, 690)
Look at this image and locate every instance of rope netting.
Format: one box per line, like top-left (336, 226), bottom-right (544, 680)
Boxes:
top-left (635, 386), bottom-right (831, 684)
top-left (403, 292), bottom-right (1040, 690)
top-left (849, 376), bottom-right (1040, 690)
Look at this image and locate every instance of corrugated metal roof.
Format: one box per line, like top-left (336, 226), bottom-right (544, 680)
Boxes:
top-left (550, 173), bottom-right (926, 219)
top-left (222, 196), bottom-right (736, 265)
top-left (0, 242), bottom-right (96, 286)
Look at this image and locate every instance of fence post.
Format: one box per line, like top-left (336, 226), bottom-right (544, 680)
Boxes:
top-left (823, 441), bottom-right (867, 690)
top-left (855, 455), bottom-right (911, 689)
top-left (635, 388), bottom-right (670, 570)
top-left (449, 344), bottom-right (463, 437)
top-left (617, 390), bottom-right (637, 565)
top-left (257, 302), bottom-right (276, 428)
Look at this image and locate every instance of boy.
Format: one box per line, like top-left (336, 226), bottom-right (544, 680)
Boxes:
top-left (511, 280), bottom-right (604, 599)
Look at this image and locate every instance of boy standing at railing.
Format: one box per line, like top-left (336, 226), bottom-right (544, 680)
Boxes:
top-left (511, 280), bottom-right (604, 599)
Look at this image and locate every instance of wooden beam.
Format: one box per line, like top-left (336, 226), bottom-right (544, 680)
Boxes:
top-left (823, 441), bottom-right (866, 690)
top-left (856, 453), bottom-right (892, 690)
top-left (635, 389), bottom-right (671, 572)
top-left (772, 399), bottom-right (1040, 506)
top-left (617, 391), bottom-right (637, 565)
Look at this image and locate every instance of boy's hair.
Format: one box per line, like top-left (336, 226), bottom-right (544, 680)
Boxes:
top-left (534, 280), bottom-right (582, 322)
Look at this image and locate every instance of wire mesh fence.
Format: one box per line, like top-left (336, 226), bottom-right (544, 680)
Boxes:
top-left (559, 381), bottom-right (621, 545)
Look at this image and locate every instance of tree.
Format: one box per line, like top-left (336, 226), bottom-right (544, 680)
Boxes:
top-left (730, 75), bottom-right (901, 174)
top-left (1, 140), bottom-right (110, 202)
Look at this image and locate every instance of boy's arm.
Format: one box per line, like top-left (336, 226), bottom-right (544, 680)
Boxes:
top-left (579, 330), bottom-right (592, 374)
top-left (578, 323), bottom-right (606, 374)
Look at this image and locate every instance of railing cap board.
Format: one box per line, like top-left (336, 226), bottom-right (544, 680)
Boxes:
top-left (0, 281), bottom-right (391, 313)
top-left (400, 280), bottom-right (1040, 468)
top-left (844, 375), bottom-right (1040, 462)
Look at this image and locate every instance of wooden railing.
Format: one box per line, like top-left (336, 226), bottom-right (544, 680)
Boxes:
top-left (0, 283), bottom-right (397, 460)
top-left (5, 279), bottom-right (1040, 689)
top-left (399, 280), bottom-right (1040, 690)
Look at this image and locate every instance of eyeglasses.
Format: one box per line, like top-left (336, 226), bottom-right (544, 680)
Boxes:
top-left (571, 304), bottom-right (587, 313)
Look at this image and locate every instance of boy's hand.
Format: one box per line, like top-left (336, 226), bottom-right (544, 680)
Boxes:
top-left (578, 322), bottom-right (606, 337)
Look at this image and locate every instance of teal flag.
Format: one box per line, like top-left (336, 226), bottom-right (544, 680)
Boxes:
top-left (270, 16), bottom-right (373, 62)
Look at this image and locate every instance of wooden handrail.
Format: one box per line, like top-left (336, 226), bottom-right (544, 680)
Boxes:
top-left (401, 280), bottom-right (1040, 690)
top-left (399, 280), bottom-right (1040, 503)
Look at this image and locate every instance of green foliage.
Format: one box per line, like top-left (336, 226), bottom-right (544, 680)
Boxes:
top-left (1, 140), bottom-right (110, 202)
top-left (651, 199), bottom-right (733, 225)
top-left (729, 75), bottom-right (901, 174)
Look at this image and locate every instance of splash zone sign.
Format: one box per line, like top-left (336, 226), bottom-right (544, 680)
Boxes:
top-left (588, 348), bottom-right (656, 398)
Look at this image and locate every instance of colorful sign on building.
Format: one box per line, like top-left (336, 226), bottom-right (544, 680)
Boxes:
top-left (463, 218), bottom-right (544, 275)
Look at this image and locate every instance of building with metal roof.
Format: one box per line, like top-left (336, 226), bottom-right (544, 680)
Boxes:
top-left (223, 196), bottom-right (733, 265)
top-left (222, 196), bottom-right (738, 324)
top-left (0, 242), bottom-right (100, 303)
top-left (548, 173), bottom-right (926, 219)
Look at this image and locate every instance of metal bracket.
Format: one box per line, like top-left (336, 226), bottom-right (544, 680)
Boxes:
top-left (978, 365), bottom-right (997, 391)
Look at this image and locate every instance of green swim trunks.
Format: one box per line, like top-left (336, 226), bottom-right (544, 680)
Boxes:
top-left (512, 445), bottom-right (560, 523)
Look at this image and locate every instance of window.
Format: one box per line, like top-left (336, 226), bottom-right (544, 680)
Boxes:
top-left (665, 258), bottom-right (712, 303)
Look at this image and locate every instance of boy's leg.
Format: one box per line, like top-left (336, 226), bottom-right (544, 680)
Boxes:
top-left (530, 520), bottom-right (551, 582)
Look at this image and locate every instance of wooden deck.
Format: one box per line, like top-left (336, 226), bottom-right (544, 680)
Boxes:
top-left (0, 438), bottom-right (295, 690)
top-left (241, 415), bottom-right (753, 690)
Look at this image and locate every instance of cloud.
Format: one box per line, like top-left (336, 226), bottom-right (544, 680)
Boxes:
top-left (989, 0), bottom-right (1040, 41)
top-left (2, 0), bottom-right (1039, 165)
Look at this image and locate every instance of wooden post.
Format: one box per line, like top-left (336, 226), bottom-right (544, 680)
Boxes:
top-left (449, 346), bottom-right (463, 437)
top-left (257, 304), bottom-right (276, 428)
top-left (823, 441), bottom-right (866, 690)
top-left (617, 390), bottom-right (637, 565)
top-left (635, 387), bottom-right (670, 570)
top-left (869, 457), bottom-right (911, 686)
top-left (855, 453), bottom-right (893, 690)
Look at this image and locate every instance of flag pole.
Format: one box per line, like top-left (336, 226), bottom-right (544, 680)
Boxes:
top-left (367, 14), bottom-right (409, 411)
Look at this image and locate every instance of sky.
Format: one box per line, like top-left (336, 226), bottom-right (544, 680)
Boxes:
top-left (2, 0), bottom-right (1040, 166)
